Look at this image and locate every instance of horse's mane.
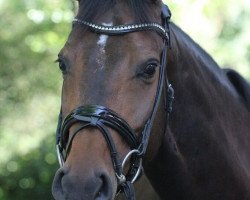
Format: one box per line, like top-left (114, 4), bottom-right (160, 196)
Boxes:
top-left (77, 0), bottom-right (153, 22)
top-left (170, 23), bottom-right (221, 70)
top-left (170, 23), bottom-right (250, 107)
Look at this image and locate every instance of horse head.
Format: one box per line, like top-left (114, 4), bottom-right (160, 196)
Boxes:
top-left (52, 1), bottom-right (172, 199)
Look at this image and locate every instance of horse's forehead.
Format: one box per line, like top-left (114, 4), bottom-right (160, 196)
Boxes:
top-left (65, 21), bottom-right (163, 62)
top-left (62, 0), bottom-right (163, 71)
top-left (95, 22), bottom-right (113, 70)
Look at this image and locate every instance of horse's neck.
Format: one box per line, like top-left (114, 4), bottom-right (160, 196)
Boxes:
top-left (168, 24), bottom-right (250, 160)
top-left (145, 24), bottom-right (250, 200)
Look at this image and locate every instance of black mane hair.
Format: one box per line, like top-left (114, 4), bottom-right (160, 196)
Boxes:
top-left (77, 0), bottom-right (156, 23)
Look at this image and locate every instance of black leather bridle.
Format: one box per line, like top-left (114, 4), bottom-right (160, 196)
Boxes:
top-left (55, 4), bottom-right (174, 200)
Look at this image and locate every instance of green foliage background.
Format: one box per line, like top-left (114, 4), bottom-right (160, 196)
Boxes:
top-left (0, 0), bottom-right (249, 199)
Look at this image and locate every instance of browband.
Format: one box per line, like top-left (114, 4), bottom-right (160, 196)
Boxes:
top-left (72, 19), bottom-right (170, 41)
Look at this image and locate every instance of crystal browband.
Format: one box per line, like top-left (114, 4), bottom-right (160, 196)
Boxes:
top-left (72, 18), bottom-right (169, 40)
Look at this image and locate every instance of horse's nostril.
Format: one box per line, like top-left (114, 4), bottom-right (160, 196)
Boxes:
top-left (94, 174), bottom-right (113, 200)
top-left (52, 168), bottom-right (66, 200)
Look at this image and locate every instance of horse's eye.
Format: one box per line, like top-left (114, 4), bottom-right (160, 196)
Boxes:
top-left (142, 62), bottom-right (158, 79)
top-left (136, 60), bottom-right (159, 81)
top-left (56, 58), bottom-right (67, 74)
top-left (144, 63), bottom-right (157, 77)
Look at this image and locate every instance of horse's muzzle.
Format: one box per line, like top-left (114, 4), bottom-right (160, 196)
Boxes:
top-left (52, 166), bottom-right (113, 200)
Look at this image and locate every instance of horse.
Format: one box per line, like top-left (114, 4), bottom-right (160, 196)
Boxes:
top-left (52, 0), bottom-right (250, 199)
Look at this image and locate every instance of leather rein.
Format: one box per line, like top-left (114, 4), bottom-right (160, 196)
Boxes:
top-left (55, 4), bottom-right (174, 200)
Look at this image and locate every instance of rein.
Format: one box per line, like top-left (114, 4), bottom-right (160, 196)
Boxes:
top-left (55, 4), bottom-right (174, 200)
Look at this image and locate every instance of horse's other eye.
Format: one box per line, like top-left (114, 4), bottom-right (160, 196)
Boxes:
top-left (144, 63), bottom-right (157, 77)
top-left (56, 58), bottom-right (67, 74)
top-left (140, 60), bottom-right (159, 80)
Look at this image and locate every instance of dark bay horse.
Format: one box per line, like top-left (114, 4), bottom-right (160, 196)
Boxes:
top-left (52, 0), bottom-right (250, 199)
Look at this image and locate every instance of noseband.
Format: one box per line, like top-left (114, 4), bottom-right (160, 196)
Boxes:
top-left (56, 4), bottom-right (174, 200)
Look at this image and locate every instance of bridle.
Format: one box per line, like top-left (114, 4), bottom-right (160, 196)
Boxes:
top-left (55, 4), bottom-right (174, 200)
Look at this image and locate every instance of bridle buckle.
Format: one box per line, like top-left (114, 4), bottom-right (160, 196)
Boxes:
top-left (116, 173), bottom-right (126, 185)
